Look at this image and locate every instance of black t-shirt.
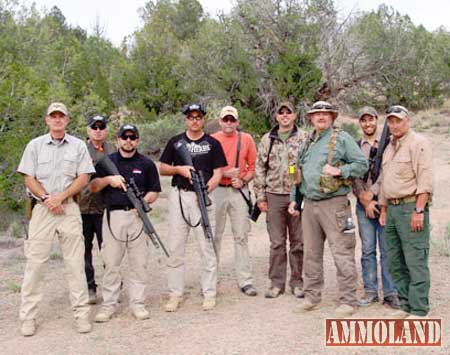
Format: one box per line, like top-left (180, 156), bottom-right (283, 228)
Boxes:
top-left (159, 132), bottom-right (227, 191)
top-left (95, 151), bottom-right (161, 207)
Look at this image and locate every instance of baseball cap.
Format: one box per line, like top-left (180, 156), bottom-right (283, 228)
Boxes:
top-left (46, 102), bottom-right (68, 116)
top-left (117, 123), bottom-right (139, 137)
top-left (307, 101), bottom-right (338, 119)
top-left (276, 101), bottom-right (295, 113)
top-left (386, 105), bottom-right (409, 120)
top-left (182, 103), bottom-right (207, 116)
top-left (358, 106), bottom-right (378, 120)
top-left (87, 115), bottom-right (107, 127)
top-left (220, 106), bottom-right (239, 120)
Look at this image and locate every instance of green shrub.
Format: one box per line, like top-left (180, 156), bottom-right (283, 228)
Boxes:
top-left (340, 122), bottom-right (361, 140)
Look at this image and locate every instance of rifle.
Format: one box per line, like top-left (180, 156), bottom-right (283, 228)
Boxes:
top-left (363, 120), bottom-right (391, 184)
top-left (174, 140), bottom-right (217, 257)
top-left (96, 156), bottom-right (169, 258)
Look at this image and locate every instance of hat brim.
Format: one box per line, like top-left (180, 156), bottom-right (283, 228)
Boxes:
top-left (307, 109), bottom-right (338, 119)
top-left (386, 112), bottom-right (408, 120)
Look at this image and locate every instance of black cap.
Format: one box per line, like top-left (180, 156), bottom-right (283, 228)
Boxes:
top-left (181, 103), bottom-right (207, 116)
top-left (117, 123), bottom-right (139, 137)
top-left (88, 115), bottom-right (107, 127)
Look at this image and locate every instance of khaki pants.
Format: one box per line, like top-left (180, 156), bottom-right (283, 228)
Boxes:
top-left (20, 201), bottom-right (90, 321)
top-left (100, 210), bottom-right (149, 308)
top-left (213, 186), bottom-right (253, 288)
top-left (167, 187), bottom-right (217, 297)
top-left (302, 196), bottom-right (357, 306)
top-left (266, 193), bottom-right (303, 290)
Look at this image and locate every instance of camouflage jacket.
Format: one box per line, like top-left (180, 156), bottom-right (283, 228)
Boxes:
top-left (254, 125), bottom-right (308, 202)
top-left (79, 140), bottom-right (112, 214)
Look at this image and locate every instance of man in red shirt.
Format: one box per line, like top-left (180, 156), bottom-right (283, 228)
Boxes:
top-left (212, 106), bottom-right (258, 296)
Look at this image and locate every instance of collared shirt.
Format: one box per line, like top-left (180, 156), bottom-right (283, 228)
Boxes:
top-left (79, 140), bottom-right (113, 214)
top-left (17, 133), bottom-right (95, 194)
top-left (211, 130), bottom-right (257, 185)
top-left (296, 126), bottom-right (368, 201)
top-left (379, 130), bottom-right (433, 206)
top-left (353, 137), bottom-right (380, 198)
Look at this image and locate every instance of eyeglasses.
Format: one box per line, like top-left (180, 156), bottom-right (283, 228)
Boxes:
top-left (120, 134), bottom-right (138, 141)
top-left (90, 124), bottom-right (106, 131)
top-left (386, 105), bottom-right (409, 115)
top-left (312, 103), bottom-right (334, 111)
top-left (221, 116), bottom-right (237, 123)
top-left (186, 115), bottom-right (204, 121)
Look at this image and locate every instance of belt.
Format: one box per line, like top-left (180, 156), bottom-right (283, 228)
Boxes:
top-left (388, 195), bottom-right (416, 205)
top-left (108, 205), bottom-right (134, 211)
top-left (219, 184), bottom-right (233, 188)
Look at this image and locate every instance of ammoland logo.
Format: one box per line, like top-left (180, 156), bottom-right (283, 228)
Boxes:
top-left (326, 319), bottom-right (441, 346)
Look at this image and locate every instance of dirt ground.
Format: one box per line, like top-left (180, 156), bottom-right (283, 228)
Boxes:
top-left (1, 129), bottom-right (450, 355)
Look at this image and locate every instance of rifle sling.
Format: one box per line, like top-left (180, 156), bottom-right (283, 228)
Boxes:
top-left (178, 189), bottom-right (201, 228)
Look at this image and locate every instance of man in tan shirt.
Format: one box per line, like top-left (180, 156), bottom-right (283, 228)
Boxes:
top-left (379, 105), bottom-right (433, 319)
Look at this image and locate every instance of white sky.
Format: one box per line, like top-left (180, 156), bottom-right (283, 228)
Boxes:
top-left (24, 0), bottom-right (450, 46)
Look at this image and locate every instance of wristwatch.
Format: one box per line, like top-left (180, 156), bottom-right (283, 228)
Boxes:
top-left (414, 207), bottom-right (424, 214)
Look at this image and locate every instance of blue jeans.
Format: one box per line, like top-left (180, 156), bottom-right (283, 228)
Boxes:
top-left (356, 202), bottom-right (397, 297)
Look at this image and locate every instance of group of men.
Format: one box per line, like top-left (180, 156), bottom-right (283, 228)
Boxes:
top-left (16, 99), bottom-right (432, 336)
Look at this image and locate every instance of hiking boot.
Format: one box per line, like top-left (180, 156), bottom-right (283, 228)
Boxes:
top-left (88, 289), bottom-right (97, 305)
top-left (132, 305), bottom-right (150, 320)
top-left (165, 296), bottom-right (182, 312)
top-left (294, 299), bottom-right (318, 314)
top-left (75, 317), bottom-right (92, 333)
top-left (264, 286), bottom-right (283, 299)
top-left (202, 296), bottom-right (216, 311)
top-left (383, 295), bottom-right (401, 310)
top-left (21, 319), bottom-right (36, 337)
top-left (291, 287), bottom-right (305, 299)
top-left (241, 284), bottom-right (257, 297)
top-left (358, 293), bottom-right (379, 307)
top-left (335, 304), bottom-right (355, 318)
top-left (95, 306), bottom-right (115, 323)
top-left (390, 309), bottom-right (409, 319)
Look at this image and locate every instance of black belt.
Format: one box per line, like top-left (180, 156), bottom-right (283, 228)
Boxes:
top-left (219, 184), bottom-right (233, 188)
top-left (108, 205), bottom-right (134, 211)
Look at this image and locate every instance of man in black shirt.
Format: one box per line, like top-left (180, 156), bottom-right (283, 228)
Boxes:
top-left (160, 103), bottom-right (227, 312)
top-left (89, 124), bottom-right (161, 322)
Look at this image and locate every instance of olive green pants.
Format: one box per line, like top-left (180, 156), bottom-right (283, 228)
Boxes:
top-left (385, 202), bottom-right (430, 316)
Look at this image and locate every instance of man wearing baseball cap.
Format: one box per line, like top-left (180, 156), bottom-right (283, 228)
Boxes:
top-left (254, 101), bottom-right (308, 299)
top-left (79, 115), bottom-right (112, 304)
top-left (353, 107), bottom-right (400, 309)
top-left (90, 123), bottom-right (161, 322)
top-left (290, 101), bottom-right (367, 317)
top-left (378, 105), bottom-right (433, 319)
top-left (212, 106), bottom-right (258, 296)
top-left (17, 102), bottom-right (95, 335)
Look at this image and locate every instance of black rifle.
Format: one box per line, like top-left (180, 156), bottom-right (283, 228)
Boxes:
top-left (174, 140), bottom-right (217, 256)
top-left (96, 156), bottom-right (169, 258)
top-left (363, 120), bottom-right (391, 184)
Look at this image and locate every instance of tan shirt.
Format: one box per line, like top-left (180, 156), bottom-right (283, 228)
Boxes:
top-left (17, 133), bottom-right (95, 195)
top-left (379, 130), bottom-right (433, 206)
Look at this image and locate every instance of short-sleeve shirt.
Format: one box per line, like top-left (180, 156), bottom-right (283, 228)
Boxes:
top-left (94, 151), bottom-right (161, 208)
top-left (17, 133), bottom-right (95, 194)
top-left (159, 132), bottom-right (227, 191)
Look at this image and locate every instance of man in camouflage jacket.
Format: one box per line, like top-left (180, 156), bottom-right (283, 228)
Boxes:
top-left (254, 101), bottom-right (308, 299)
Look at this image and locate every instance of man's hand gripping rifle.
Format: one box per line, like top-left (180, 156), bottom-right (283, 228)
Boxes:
top-left (174, 141), bottom-right (218, 257)
top-left (96, 156), bottom-right (169, 257)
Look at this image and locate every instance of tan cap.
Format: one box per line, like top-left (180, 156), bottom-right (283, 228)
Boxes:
top-left (358, 106), bottom-right (378, 120)
top-left (220, 106), bottom-right (239, 120)
top-left (307, 101), bottom-right (338, 119)
top-left (46, 102), bottom-right (69, 116)
top-left (386, 105), bottom-right (409, 120)
top-left (276, 101), bottom-right (295, 113)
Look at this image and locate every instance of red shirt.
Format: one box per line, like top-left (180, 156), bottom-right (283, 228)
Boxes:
top-left (211, 130), bottom-right (257, 185)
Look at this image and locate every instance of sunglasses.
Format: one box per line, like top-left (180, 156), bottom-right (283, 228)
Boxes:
top-left (278, 108), bottom-right (293, 115)
top-left (120, 134), bottom-right (138, 141)
top-left (221, 116), bottom-right (237, 123)
top-left (186, 115), bottom-right (204, 121)
top-left (386, 106), bottom-right (408, 115)
top-left (90, 124), bottom-right (106, 131)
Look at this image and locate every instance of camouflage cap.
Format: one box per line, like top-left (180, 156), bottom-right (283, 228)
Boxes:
top-left (46, 102), bottom-right (69, 116)
top-left (358, 106), bottom-right (378, 120)
top-left (220, 106), bottom-right (239, 120)
top-left (276, 101), bottom-right (295, 113)
top-left (386, 105), bottom-right (409, 120)
top-left (307, 101), bottom-right (338, 119)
